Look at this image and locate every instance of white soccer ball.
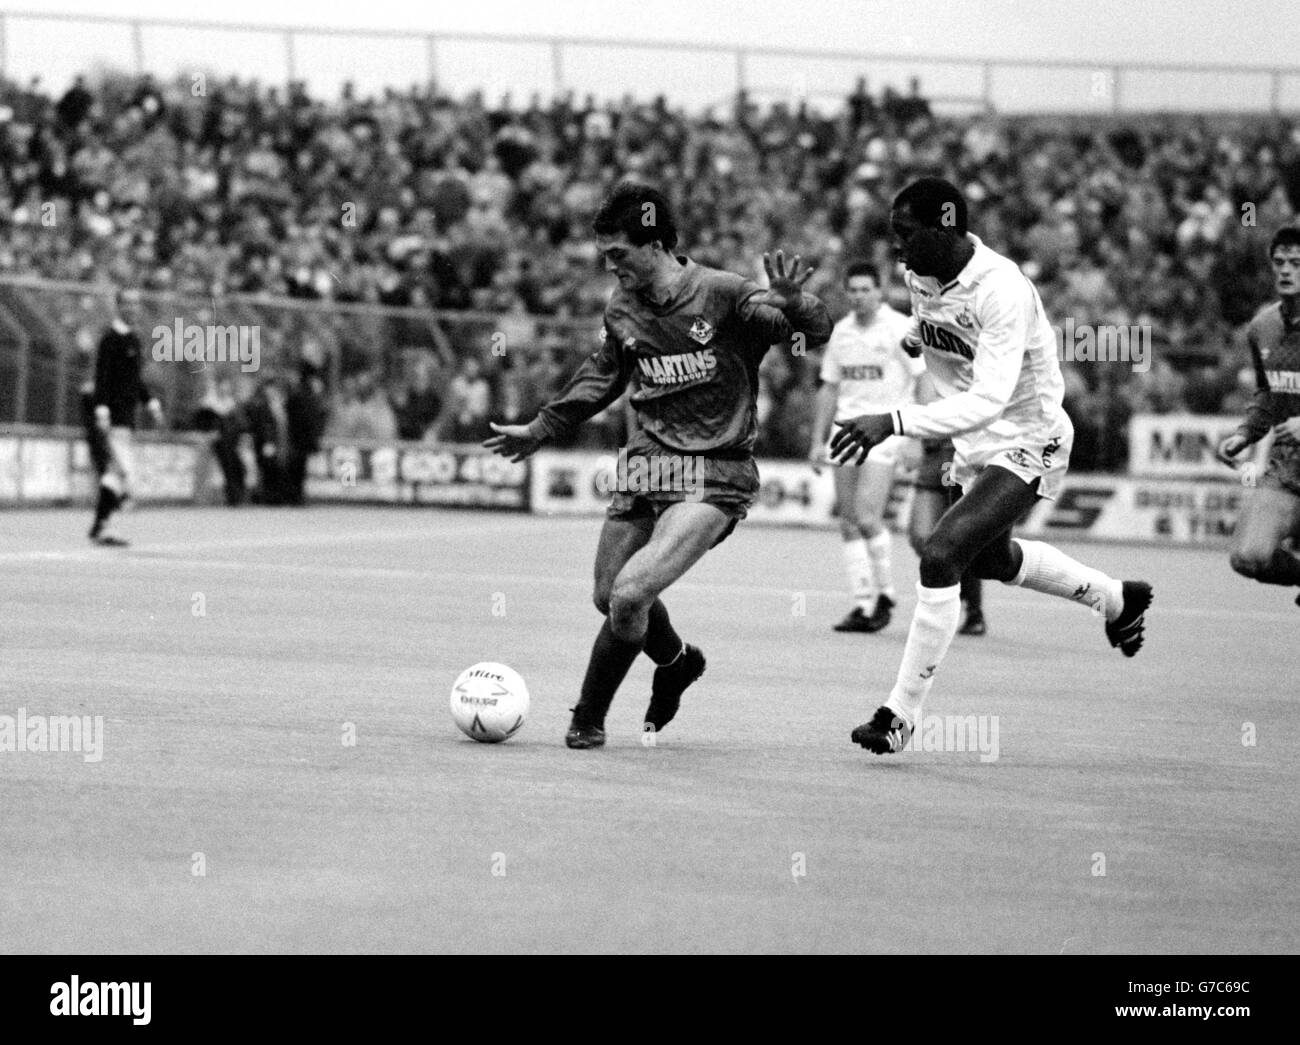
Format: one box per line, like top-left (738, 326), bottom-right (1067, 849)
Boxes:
top-left (449, 662), bottom-right (529, 743)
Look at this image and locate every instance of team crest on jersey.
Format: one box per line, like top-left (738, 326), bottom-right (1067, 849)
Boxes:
top-left (623, 335), bottom-right (637, 350)
top-left (688, 317), bottom-right (714, 345)
top-left (954, 306), bottom-right (975, 329)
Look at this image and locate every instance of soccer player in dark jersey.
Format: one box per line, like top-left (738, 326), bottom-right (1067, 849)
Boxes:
top-left (830, 178), bottom-right (1151, 756)
top-left (1216, 225), bottom-right (1300, 604)
top-left (89, 289), bottom-right (162, 545)
top-left (485, 182), bottom-right (831, 748)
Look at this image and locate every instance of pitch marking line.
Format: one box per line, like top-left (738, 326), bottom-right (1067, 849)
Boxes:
top-left (12, 555), bottom-right (1294, 623)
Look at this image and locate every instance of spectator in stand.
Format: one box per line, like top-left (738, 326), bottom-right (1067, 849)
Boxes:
top-left (389, 354), bottom-right (444, 441)
top-left (434, 356), bottom-right (493, 444)
top-left (3, 71), bottom-right (1299, 461)
top-left (326, 372), bottom-right (398, 443)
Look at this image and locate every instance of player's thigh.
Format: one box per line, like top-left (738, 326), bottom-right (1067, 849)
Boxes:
top-left (593, 514), bottom-right (655, 610)
top-left (610, 501), bottom-right (731, 605)
top-left (1232, 486), bottom-right (1300, 559)
top-left (925, 466), bottom-right (1039, 571)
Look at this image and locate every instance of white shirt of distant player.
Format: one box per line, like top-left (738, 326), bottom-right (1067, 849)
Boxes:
top-left (820, 304), bottom-right (922, 418)
top-left (893, 233), bottom-right (1070, 454)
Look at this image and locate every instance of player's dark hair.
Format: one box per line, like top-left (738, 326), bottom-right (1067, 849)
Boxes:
top-left (592, 182), bottom-right (678, 251)
top-left (844, 261), bottom-right (880, 286)
top-left (1269, 225), bottom-right (1300, 256)
top-left (892, 177), bottom-right (969, 234)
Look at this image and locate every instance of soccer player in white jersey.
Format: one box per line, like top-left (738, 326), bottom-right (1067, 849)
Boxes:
top-left (830, 178), bottom-right (1152, 756)
top-left (810, 261), bottom-right (923, 632)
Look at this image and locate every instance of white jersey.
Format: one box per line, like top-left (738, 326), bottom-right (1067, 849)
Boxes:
top-left (890, 234), bottom-right (1072, 468)
top-left (820, 304), bottom-right (922, 418)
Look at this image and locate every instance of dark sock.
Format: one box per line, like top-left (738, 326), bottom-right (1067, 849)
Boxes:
top-left (93, 485), bottom-right (119, 527)
top-left (1258, 548), bottom-right (1300, 586)
top-left (960, 573), bottom-right (983, 612)
top-left (576, 618), bottom-right (643, 724)
top-left (642, 599), bottom-right (683, 666)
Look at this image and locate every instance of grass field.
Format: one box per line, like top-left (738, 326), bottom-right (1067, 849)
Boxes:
top-left (2, 504), bottom-right (1297, 954)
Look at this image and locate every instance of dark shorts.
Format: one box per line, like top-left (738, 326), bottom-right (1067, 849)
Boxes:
top-left (606, 455), bottom-right (757, 548)
top-left (913, 439), bottom-right (954, 492)
top-left (1260, 439), bottom-right (1300, 498)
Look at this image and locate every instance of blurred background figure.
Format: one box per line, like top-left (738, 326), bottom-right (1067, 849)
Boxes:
top-left (193, 375), bottom-right (248, 506)
top-left (389, 352), bottom-right (445, 441)
top-left (245, 375), bottom-right (292, 505)
top-left (434, 356), bottom-right (493, 444)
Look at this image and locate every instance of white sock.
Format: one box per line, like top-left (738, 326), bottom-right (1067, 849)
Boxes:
top-left (866, 531), bottom-right (895, 599)
top-left (1008, 539), bottom-right (1123, 621)
top-left (885, 582), bottom-right (961, 726)
top-left (843, 538), bottom-right (875, 610)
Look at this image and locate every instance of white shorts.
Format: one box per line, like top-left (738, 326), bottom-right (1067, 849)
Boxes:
top-left (951, 424), bottom-right (1072, 500)
top-left (827, 433), bottom-right (915, 468)
top-left (106, 426), bottom-right (135, 491)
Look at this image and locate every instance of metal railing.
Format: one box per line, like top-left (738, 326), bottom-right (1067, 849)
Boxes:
top-left (2, 9), bottom-right (1299, 113)
top-left (0, 275), bottom-right (597, 430)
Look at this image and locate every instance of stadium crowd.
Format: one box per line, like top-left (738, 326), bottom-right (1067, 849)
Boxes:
top-left (3, 71), bottom-right (1299, 470)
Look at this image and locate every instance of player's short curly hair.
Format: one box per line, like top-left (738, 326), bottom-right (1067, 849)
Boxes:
top-left (892, 177), bottom-right (969, 235)
top-left (592, 181), bottom-right (678, 250)
top-left (844, 260), bottom-right (880, 286)
top-left (1269, 225), bottom-right (1300, 257)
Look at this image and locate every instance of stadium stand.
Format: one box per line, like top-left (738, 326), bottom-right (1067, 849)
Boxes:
top-left (2, 72), bottom-right (1297, 468)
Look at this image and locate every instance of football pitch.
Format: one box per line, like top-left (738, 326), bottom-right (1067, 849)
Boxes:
top-left (2, 505), bottom-right (1296, 954)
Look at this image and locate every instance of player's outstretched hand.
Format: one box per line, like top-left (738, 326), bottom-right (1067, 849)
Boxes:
top-left (484, 422), bottom-right (543, 463)
top-left (1215, 432), bottom-right (1250, 467)
top-left (1271, 417), bottom-right (1300, 446)
top-left (830, 413), bottom-right (894, 466)
top-left (762, 249), bottom-right (816, 310)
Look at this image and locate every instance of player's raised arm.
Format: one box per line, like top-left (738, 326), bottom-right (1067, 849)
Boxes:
top-left (735, 250), bottom-right (832, 348)
top-left (484, 323), bottom-right (631, 461)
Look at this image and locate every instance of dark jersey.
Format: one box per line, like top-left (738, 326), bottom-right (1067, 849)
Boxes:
top-left (1239, 300), bottom-right (1300, 442)
top-left (93, 326), bottom-right (152, 429)
top-left (529, 258), bottom-right (831, 457)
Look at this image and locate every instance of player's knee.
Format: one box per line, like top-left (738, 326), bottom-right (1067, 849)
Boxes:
top-left (918, 538), bottom-right (962, 587)
top-left (969, 544), bottom-right (1017, 583)
top-left (608, 577), bottom-right (650, 622)
top-left (592, 588), bottom-right (612, 616)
